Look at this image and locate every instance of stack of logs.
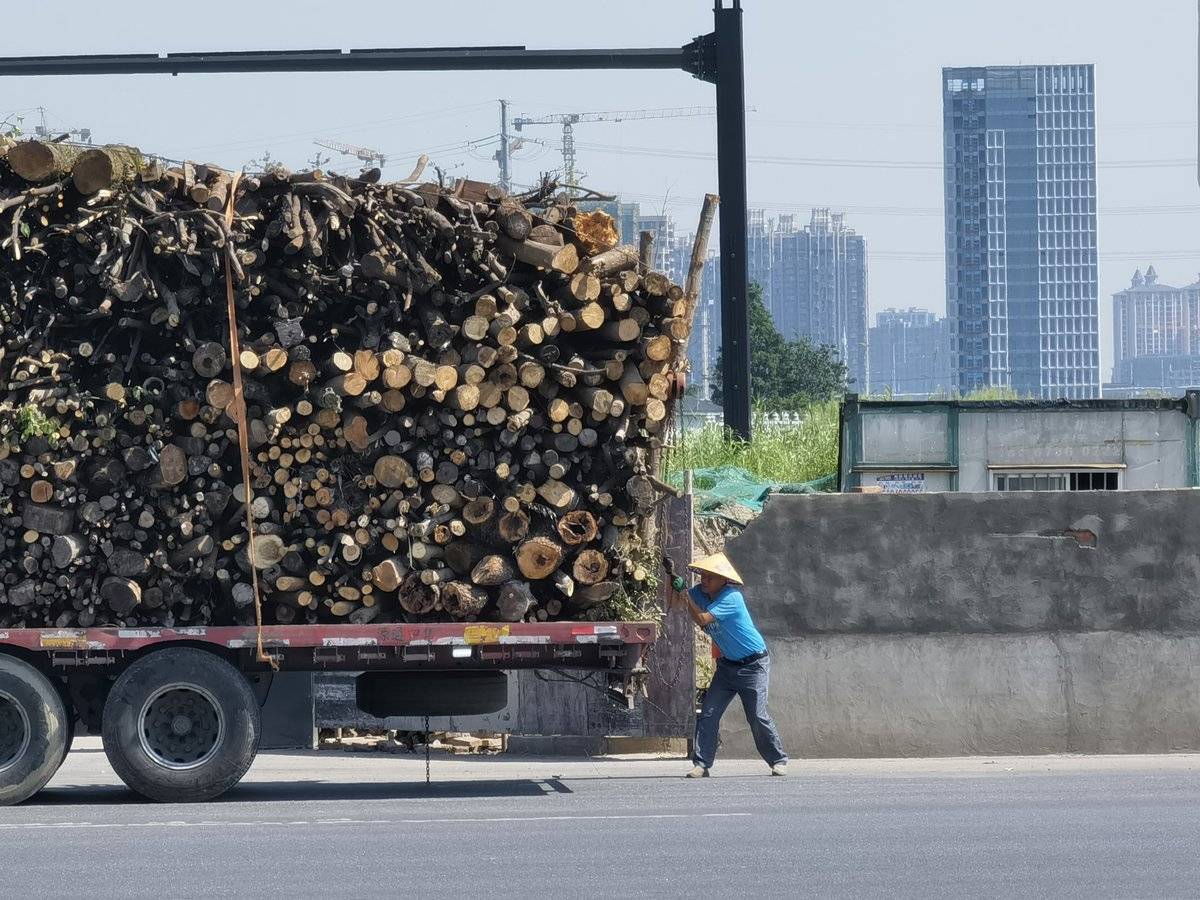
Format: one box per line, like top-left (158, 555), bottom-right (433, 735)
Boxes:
top-left (0, 138), bottom-right (692, 629)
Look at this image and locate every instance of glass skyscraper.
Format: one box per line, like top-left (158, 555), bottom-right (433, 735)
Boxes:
top-left (943, 65), bottom-right (1100, 398)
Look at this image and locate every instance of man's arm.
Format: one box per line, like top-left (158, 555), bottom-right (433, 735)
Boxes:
top-left (672, 587), bottom-right (715, 626)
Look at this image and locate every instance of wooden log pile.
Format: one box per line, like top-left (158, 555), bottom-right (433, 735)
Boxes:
top-left (0, 141), bottom-right (695, 628)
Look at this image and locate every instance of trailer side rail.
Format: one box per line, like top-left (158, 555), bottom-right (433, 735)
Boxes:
top-left (0, 622), bottom-right (658, 672)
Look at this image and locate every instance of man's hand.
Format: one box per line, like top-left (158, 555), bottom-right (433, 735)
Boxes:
top-left (662, 555), bottom-right (686, 593)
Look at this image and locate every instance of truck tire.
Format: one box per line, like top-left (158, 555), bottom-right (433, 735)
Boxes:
top-left (102, 648), bottom-right (260, 803)
top-left (0, 655), bottom-right (70, 805)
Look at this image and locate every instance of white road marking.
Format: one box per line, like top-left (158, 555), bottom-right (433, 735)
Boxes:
top-left (0, 812), bottom-right (751, 831)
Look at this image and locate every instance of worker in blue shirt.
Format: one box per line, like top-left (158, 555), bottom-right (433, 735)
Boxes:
top-left (670, 552), bottom-right (788, 778)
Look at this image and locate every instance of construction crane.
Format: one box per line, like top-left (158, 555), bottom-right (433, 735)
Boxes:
top-left (510, 106), bottom-right (716, 194)
top-left (314, 138), bottom-right (387, 168)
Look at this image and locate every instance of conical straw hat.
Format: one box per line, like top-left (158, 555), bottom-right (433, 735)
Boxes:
top-left (687, 552), bottom-right (744, 585)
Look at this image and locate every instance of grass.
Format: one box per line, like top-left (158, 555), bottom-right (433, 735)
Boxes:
top-left (664, 400), bottom-right (840, 485)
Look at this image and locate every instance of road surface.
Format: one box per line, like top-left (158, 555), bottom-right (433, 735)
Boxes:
top-left (6, 741), bottom-right (1200, 898)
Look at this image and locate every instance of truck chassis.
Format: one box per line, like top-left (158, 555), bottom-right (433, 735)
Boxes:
top-left (0, 621), bottom-right (655, 804)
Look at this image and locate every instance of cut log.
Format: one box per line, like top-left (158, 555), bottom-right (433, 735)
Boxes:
top-left (397, 572), bottom-right (437, 615)
top-left (441, 581), bottom-right (489, 618)
top-left (374, 455), bottom-right (413, 488)
top-left (618, 363), bottom-right (649, 405)
top-left (515, 536), bottom-right (564, 580)
top-left (101, 577), bottom-right (142, 616)
top-left (250, 534), bottom-right (287, 568)
top-left (557, 510), bottom-right (598, 545)
top-left (498, 509), bottom-right (530, 543)
top-left (371, 556), bottom-right (408, 592)
top-left (527, 223), bottom-right (564, 246)
top-left (495, 235), bottom-right (579, 274)
top-left (496, 202), bottom-right (533, 240)
top-left (6, 140), bottom-right (82, 182)
top-left (471, 554), bottom-right (514, 586)
top-left (583, 244), bottom-right (640, 276)
top-left (572, 549), bottom-right (609, 585)
top-left (536, 479), bottom-right (577, 510)
top-left (496, 581), bottom-right (536, 622)
top-left (71, 145), bottom-right (144, 195)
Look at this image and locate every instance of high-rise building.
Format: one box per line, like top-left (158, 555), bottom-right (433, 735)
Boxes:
top-left (943, 64), bottom-right (1100, 398)
top-left (868, 308), bottom-right (952, 397)
top-left (769, 209), bottom-right (869, 389)
top-left (1111, 267), bottom-right (1200, 390)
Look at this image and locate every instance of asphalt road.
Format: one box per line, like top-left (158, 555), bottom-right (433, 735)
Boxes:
top-left (6, 744), bottom-right (1200, 898)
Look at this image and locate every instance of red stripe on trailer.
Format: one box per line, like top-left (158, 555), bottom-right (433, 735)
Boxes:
top-left (0, 622), bottom-right (657, 654)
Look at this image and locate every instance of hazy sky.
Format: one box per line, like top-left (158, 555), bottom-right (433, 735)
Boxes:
top-left (2, 0), bottom-right (1197, 376)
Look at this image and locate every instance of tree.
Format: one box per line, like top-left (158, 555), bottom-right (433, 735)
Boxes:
top-left (711, 282), bottom-right (847, 410)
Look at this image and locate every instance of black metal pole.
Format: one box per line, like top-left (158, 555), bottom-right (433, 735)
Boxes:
top-left (0, 46), bottom-right (685, 77)
top-left (714, 1), bottom-right (751, 439)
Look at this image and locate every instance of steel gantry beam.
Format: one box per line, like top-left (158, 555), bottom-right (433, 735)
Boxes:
top-left (0, 1), bottom-right (752, 437)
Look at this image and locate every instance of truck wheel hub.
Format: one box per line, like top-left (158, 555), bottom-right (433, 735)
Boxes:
top-left (138, 685), bottom-right (224, 771)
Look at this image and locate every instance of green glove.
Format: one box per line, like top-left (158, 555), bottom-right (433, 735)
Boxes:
top-left (671, 575), bottom-right (686, 592)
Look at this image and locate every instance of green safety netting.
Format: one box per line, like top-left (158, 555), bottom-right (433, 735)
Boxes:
top-left (666, 465), bottom-right (836, 513)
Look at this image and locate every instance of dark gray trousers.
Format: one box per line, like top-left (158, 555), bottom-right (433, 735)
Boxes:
top-left (693, 654), bottom-right (787, 768)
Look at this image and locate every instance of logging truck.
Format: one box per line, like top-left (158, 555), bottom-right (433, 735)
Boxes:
top-left (0, 619), bottom-right (655, 804)
top-left (0, 138), bottom-right (717, 806)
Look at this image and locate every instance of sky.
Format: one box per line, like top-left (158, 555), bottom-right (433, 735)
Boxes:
top-left (1, 0), bottom-right (1197, 377)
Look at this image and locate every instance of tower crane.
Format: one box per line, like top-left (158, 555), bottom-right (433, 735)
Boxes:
top-left (510, 106), bottom-right (715, 193)
top-left (313, 138), bottom-right (387, 168)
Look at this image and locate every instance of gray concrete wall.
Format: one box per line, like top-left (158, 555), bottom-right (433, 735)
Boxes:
top-left (716, 490), bottom-right (1200, 759)
top-left (720, 632), bottom-right (1200, 758)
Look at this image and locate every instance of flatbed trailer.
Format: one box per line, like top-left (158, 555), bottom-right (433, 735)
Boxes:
top-left (0, 620), bottom-right (656, 804)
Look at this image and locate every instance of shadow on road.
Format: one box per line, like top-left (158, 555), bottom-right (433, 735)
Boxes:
top-left (28, 777), bottom-right (573, 807)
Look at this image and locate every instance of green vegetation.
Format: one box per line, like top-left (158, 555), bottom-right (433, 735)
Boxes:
top-left (15, 404), bottom-right (59, 445)
top-left (930, 385), bottom-right (1025, 401)
top-left (711, 282), bottom-right (848, 410)
top-left (665, 400), bottom-right (840, 485)
top-left (603, 537), bottom-right (663, 623)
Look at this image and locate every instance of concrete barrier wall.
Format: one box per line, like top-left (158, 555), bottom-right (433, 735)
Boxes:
top-left (716, 490), bottom-right (1200, 759)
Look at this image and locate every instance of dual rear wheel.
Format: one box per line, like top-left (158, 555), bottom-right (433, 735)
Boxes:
top-left (0, 648), bottom-right (261, 805)
top-left (102, 648), bottom-right (261, 803)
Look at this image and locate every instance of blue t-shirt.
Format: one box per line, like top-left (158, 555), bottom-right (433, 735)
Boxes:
top-left (689, 585), bottom-right (767, 660)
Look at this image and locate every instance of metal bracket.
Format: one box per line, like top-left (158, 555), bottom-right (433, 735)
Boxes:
top-left (682, 32), bottom-right (718, 83)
